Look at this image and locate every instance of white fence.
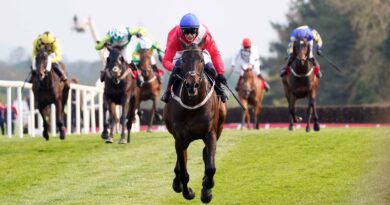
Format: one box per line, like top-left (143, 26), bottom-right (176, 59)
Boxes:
top-left (0, 80), bottom-right (139, 138)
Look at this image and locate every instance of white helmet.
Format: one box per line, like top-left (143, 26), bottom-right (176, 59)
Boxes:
top-left (108, 26), bottom-right (128, 43)
top-left (140, 37), bottom-right (153, 49)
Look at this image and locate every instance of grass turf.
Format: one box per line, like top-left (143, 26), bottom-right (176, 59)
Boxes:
top-left (0, 128), bottom-right (389, 204)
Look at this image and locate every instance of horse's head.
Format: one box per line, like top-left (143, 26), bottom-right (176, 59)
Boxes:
top-left (139, 48), bottom-right (154, 81)
top-left (179, 38), bottom-right (205, 96)
top-left (35, 49), bottom-right (51, 81)
top-left (105, 46), bottom-right (127, 84)
top-left (241, 64), bottom-right (256, 96)
top-left (293, 38), bottom-right (310, 62)
top-left (292, 38), bottom-right (312, 74)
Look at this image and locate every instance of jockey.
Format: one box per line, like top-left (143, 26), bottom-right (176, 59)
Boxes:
top-left (95, 26), bottom-right (144, 85)
top-left (132, 37), bottom-right (164, 84)
top-left (231, 38), bottom-right (270, 92)
top-left (161, 13), bottom-right (228, 103)
top-left (29, 31), bottom-right (68, 82)
top-left (280, 25), bottom-right (323, 78)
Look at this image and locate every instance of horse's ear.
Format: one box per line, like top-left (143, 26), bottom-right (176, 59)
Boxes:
top-left (179, 38), bottom-right (188, 49)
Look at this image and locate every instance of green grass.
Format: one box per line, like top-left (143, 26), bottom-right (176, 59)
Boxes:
top-left (0, 128), bottom-right (389, 205)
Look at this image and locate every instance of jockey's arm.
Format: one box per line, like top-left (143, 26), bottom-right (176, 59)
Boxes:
top-left (51, 41), bottom-right (62, 63)
top-left (95, 35), bottom-right (111, 50)
top-left (312, 29), bottom-right (323, 50)
top-left (31, 38), bottom-right (39, 59)
top-left (287, 36), bottom-right (296, 55)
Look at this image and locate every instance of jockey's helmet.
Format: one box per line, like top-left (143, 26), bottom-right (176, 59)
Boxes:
top-left (242, 38), bottom-right (251, 47)
top-left (180, 13), bottom-right (199, 29)
top-left (140, 37), bottom-right (153, 49)
top-left (108, 26), bottom-right (128, 43)
top-left (41, 32), bottom-right (56, 44)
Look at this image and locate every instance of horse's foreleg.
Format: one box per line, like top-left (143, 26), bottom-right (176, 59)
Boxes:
top-left (288, 96), bottom-right (296, 131)
top-left (201, 132), bottom-right (217, 203)
top-left (39, 106), bottom-right (49, 140)
top-left (147, 99), bottom-right (157, 132)
top-left (172, 160), bottom-right (183, 193)
top-left (254, 104), bottom-right (260, 130)
top-left (105, 102), bottom-right (116, 143)
top-left (312, 98), bottom-right (320, 131)
top-left (55, 101), bottom-right (66, 140)
top-left (118, 97), bottom-right (130, 144)
top-left (175, 141), bottom-right (195, 200)
top-left (241, 100), bottom-right (248, 129)
top-left (306, 98), bottom-right (314, 132)
top-left (101, 99), bottom-right (109, 140)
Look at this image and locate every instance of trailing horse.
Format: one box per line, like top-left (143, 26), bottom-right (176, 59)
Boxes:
top-left (100, 46), bottom-right (137, 143)
top-left (31, 50), bottom-right (70, 140)
top-left (282, 39), bottom-right (321, 132)
top-left (238, 65), bottom-right (265, 129)
top-left (134, 48), bottom-right (162, 132)
top-left (163, 39), bottom-right (227, 203)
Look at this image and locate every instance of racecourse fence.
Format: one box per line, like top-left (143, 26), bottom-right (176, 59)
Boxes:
top-left (140, 105), bottom-right (390, 125)
top-left (0, 80), bottom-right (139, 138)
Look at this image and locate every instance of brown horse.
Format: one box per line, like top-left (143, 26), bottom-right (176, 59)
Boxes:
top-left (32, 50), bottom-right (70, 140)
top-left (238, 65), bottom-right (265, 129)
top-left (134, 48), bottom-right (162, 132)
top-left (163, 39), bottom-right (227, 203)
top-left (100, 46), bottom-right (136, 143)
top-left (282, 39), bottom-right (321, 132)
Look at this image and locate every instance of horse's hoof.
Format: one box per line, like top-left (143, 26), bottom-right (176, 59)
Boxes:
top-left (101, 132), bottom-right (108, 140)
top-left (118, 138), bottom-right (127, 144)
top-left (288, 125), bottom-right (294, 131)
top-left (172, 178), bottom-right (182, 193)
top-left (59, 131), bottom-right (66, 140)
top-left (147, 128), bottom-right (152, 133)
top-left (105, 137), bottom-right (113, 143)
top-left (306, 126), bottom-right (310, 132)
top-left (201, 188), bottom-right (213, 203)
top-left (43, 132), bottom-right (49, 141)
top-left (314, 123), bottom-right (320, 131)
top-left (183, 187), bottom-right (195, 200)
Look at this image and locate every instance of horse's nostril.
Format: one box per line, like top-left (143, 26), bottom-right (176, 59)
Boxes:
top-left (194, 83), bottom-right (199, 88)
top-left (185, 82), bottom-right (191, 88)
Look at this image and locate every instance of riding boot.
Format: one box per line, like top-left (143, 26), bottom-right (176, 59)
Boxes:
top-left (27, 70), bottom-right (36, 83)
top-left (215, 81), bottom-right (228, 103)
top-left (205, 62), bottom-right (228, 102)
top-left (100, 70), bottom-right (106, 82)
top-left (152, 64), bottom-right (162, 84)
top-left (235, 76), bottom-right (243, 92)
top-left (52, 63), bottom-right (68, 82)
top-left (257, 74), bottom-right (270, 92)
top-left (160, 72), bottom-right (176, 103)
top-left (310, 58), bottom-right (322, 78)
top-left (280, 55), bottom-right (294, 77)
top-left (130, 62), bottom-right (144, 87)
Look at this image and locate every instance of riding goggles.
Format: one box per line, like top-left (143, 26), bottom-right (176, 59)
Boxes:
top-left (182, 28), bottom-right (198, 35)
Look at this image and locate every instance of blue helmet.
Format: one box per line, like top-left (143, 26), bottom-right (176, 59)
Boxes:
top-left (180, 13), bottom-right (200, 29)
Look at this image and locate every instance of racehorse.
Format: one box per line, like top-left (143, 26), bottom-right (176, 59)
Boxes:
top-left (237, 65), bottom-right (265, 129)
top-left (134, 47), bottom-right (162, 132)
top-left (100, 46), bottom-right (137, 143)
top-left (31, 49), bottom-right (70, 140)
top-left (163, 39), bottom-right (227, 203)
top-left (282, 38), bottom-right (321, 132)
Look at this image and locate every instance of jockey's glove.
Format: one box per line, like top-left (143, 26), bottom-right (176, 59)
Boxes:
top-left (217, 74), bottom-right (227, 85)
top-left (316, 49), bottom-right (322, 56)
